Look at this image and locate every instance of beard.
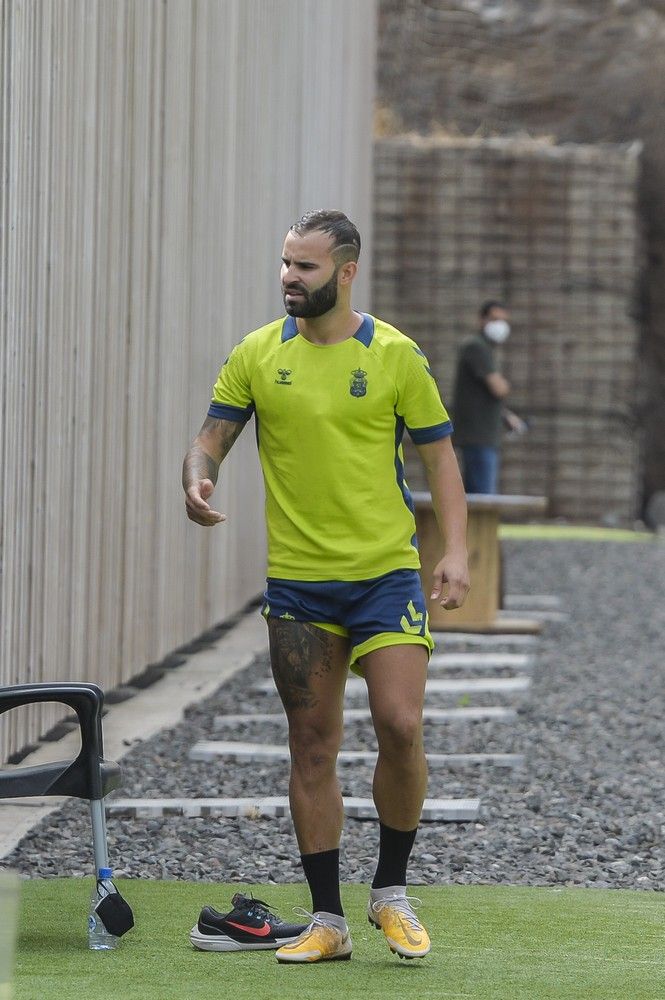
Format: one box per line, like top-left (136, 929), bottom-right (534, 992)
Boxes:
top-left (283, 268), bottom-right (339, 318)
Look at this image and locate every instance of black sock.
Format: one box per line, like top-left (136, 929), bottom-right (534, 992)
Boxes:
top-left (372, 823), bottom-right (418, 889)
top-left (300, 849), bottom-right (344, 916)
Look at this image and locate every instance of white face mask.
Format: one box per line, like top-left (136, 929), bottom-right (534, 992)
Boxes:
top-left (484, 319), bottom-right (511, 344)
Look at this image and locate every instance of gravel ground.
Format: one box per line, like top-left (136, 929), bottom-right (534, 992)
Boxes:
top-left (4, 539), bottom-right (665, 892)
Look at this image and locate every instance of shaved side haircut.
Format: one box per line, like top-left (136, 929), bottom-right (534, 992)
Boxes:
top-left (290, 210), bottom-right (361, 263)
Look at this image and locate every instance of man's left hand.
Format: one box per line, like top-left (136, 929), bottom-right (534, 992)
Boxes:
top-left (430, 553), bottom-right (470, 610)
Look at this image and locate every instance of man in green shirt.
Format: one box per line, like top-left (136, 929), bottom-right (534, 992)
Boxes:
top-left (183, 211), bottom-right (470, 964)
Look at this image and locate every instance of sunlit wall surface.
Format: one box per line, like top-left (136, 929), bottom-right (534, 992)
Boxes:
top-left (0, 0), bottom-right (376, 758)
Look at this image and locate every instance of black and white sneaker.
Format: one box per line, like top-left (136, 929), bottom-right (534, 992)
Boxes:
top-left (190, 892), bottom-right (309, 952)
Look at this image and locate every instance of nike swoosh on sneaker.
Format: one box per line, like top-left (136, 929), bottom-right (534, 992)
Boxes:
top-left (225, 920), bottom-right (272, 937)
top-left (399, 920), bottom-right (423, 947)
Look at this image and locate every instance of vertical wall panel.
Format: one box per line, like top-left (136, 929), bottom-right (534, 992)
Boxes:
top-left (0, 0), bottom-right (377, 760)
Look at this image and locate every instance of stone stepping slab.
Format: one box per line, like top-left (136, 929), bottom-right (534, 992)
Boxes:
top-left (189, 740), bottom-right (524, 770)
top-left (429, 652), bottom-right (534, 671)
top-left (252, 676), bottom-right (531, 695)
top-left (214, 706), bottom-right (518, 727)
top-left (503, 594), bottom-right (562, 610)
top-left (497, 608), bottom-right (568, 624)
top-left (107, 795), bottom-right (481, 822)
top-left (433, 632), bottom-right (539, 648)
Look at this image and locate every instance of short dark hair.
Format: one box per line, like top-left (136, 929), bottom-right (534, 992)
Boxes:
top-left (480, 299), bottom-right (506, 318)
top-left (290, 210), bottom-right (361, 262)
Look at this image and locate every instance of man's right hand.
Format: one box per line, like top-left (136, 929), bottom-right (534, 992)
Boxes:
top-left (185, 479), bottom-right (226, 526)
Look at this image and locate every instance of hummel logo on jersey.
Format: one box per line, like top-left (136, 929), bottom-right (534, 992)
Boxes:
top-left (350, 368), bottom-right (367, 397)
top-left (275, 368), bottom-right (293, 385)
top-left (413, 345), bottom-right (435, 377)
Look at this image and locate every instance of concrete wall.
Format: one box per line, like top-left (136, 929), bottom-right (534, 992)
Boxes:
top-left (0, 0), bottom-right (376, 759)
top-left (373, 135), bottom-right (643, 522)
top-left (376, 0), bottom-right (665, 515)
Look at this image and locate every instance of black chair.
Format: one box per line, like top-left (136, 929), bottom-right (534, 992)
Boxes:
top-left (0, 683), bottom-right (121, 874)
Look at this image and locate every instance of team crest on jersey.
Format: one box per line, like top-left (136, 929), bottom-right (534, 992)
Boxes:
top-left (349, 368), bottom-right (367, 397)
top-left (275, 368), bottom-right (293, 385)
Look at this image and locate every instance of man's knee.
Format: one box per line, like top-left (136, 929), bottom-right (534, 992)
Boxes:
top-left (374, 711), bottom-right (423, 758)
top-left (288, 720), bottom-right (342, 773)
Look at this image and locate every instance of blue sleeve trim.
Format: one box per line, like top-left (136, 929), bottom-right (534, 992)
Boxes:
top-left (207, 402), bottom-right (254, 423)
top-left (407, 420), bottom-right (453, 444)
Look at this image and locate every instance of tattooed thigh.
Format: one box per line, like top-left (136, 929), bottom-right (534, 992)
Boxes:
top-left (267, 619), bottom-right (348, 712)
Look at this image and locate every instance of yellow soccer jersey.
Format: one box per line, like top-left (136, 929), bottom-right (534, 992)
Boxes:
top-left (209, 313), bottom-right (452, 581)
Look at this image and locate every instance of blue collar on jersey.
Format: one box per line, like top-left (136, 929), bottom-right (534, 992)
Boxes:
top-left (281, 313), bottom-right (374, 346)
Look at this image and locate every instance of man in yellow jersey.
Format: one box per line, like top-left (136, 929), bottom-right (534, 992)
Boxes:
top-left (182, 211), bottom-right (469, 964)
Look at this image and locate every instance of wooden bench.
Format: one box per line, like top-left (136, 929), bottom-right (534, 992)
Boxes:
top-left (413, 492), bottom-right (548, 633)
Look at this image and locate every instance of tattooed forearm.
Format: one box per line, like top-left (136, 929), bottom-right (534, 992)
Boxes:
top-left (212, 418), bottom-right (245, 461)
top-left (182, 417), bottom-right (244, 491)
top-left (268, 619), bottom-right (336, 711)
top-left (182, 445), bottom-right (219, 490)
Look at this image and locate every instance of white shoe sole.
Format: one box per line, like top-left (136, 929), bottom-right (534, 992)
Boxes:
top-left (275, 936), bottom-right (353, 963)
top-left (189, 925), bottom-right (301, 952)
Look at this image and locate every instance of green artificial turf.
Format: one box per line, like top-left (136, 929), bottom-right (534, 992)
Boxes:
top-left (11, 880), bottom-right (665, 1000)
top-left (498, 524), bottom-right (654, 542)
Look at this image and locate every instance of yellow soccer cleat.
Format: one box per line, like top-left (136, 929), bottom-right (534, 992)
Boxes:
top-left (275, 911), bottom-right (353, 964)
top-left (367, 889), bottom-right (431, 959)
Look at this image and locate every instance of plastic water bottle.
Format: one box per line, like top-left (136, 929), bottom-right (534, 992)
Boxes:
top-left (88, 867), bottom-right (119, 950)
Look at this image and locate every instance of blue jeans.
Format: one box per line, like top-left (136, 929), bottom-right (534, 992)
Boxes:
top-left (461, 445), bottom-right (499, 494)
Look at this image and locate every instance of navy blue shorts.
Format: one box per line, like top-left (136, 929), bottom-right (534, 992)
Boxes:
top-left (262, 569), bottom-right (433, 674)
